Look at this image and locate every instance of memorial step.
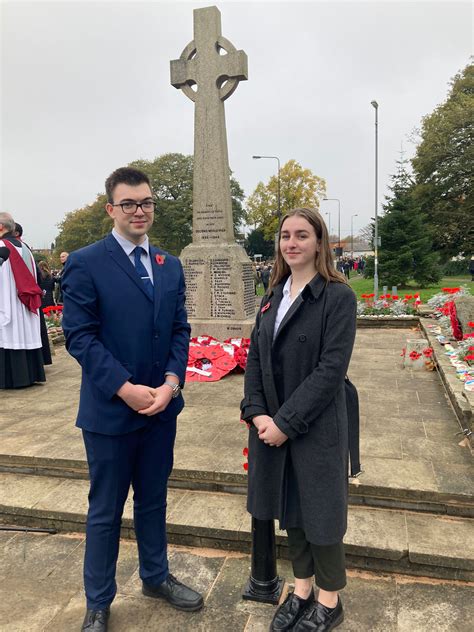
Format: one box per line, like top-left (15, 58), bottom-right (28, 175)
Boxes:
top-left (1, 453), bottom-right (472, 518)
top-left (0, 471), bottom-right (472, 582)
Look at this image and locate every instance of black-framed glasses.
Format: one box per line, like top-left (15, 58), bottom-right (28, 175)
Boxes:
top-left (112, 201), bottom-right (156, 214)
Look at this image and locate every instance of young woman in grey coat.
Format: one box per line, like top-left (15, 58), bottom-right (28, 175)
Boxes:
top-left (241, 208), bottom-right (357, 632)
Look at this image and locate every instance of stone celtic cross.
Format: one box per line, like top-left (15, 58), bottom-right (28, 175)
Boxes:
top-left (170, 5), bottom-right (248, 244)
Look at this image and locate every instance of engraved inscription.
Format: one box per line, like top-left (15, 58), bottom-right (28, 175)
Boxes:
top-left (195, 203), bottom-right (227, 242)
top-left (183, 258), bottom-right (206, 318)
top-left (242, 262), bottom-right (255, 317)
top-left (210, 258), bottom-right (236, 318)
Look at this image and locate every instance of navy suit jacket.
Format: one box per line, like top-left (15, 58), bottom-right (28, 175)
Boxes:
top-left (62, 233), bottom-right (191, 435)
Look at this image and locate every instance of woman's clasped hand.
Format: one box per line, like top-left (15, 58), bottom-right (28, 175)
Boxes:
top-left (253, 414), bottom-right (288, 447)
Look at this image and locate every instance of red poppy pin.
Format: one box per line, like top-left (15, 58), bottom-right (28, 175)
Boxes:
top-left (261, 302), bottom-right (271, 314)
top-left (155, 254), bottom-right (166, 265)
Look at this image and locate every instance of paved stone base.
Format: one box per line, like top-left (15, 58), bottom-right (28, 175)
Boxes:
top-left (0, 532), bottom-right (472, 631)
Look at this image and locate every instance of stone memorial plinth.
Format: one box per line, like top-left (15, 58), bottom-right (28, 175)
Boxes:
top-left (454, 295), bottom-right (474, 336)
top-left (181, 243), bottom-right (255, 339)
top-left (171, 5), bottom-right (255, 338)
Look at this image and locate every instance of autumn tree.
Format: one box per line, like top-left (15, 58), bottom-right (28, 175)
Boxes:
top-left (246, 160), bottom-right (326, 240)
top-left (411, 63), bottom-right (474, 260)
top-left (54, 153), bottom-right (245, 256)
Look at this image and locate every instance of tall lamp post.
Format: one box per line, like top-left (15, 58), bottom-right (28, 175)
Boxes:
top-left (323, 198), bottom-right (341, 255)
top-left (371, 100), bottom-right (379, 297)
top-left (324, 211), bottom-right (331, 237)
top-left (252, 155), bottom-right (281, 224)
top-left (351, 213), bottom-right (358, 254)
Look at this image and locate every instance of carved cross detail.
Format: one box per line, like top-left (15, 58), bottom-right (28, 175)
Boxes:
top-left (170, 6), bottom-right (248, 104)
top-left (170, 6), bottom-right (248, 245)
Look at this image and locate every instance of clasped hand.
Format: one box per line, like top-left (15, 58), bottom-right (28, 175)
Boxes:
top-left (117, 382), bottom-right (172, 416)
top-left (253, 415), bottom-right (288, 447)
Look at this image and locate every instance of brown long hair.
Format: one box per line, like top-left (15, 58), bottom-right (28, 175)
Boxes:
top-left (269, 207), bottom-right (347, 290)
top-left (38, 260), bottom-right (51, 280)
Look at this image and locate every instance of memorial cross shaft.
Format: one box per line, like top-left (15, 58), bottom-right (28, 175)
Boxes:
top-left (171, 5), bottom-right (248, 244)
top-left (169, 6), bottom-right (255, 338)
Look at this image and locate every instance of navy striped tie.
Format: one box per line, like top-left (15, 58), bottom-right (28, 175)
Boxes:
top-left (132, 246), bottom-right (154, 301)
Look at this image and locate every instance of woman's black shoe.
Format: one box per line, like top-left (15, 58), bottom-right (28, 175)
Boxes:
top-left (293, 596), bottom-right (344, 631)
top-left (270, 589), bottom-right (315, 631)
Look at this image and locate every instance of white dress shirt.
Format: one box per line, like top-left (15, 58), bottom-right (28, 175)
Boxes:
top-left (112, 228), bottom-right (153, 285)
top-left (273, 276), bottom-right (304, 340)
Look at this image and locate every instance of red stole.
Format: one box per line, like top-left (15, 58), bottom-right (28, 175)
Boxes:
top-left (2, 240), bottom-right (42, 313)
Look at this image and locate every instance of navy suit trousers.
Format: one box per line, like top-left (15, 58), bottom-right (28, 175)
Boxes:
top-left (82, 418), bottom-right (176, 609)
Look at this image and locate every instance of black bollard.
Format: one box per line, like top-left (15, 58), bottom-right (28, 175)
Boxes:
top-left (242, 517), bottom-right (284, 604)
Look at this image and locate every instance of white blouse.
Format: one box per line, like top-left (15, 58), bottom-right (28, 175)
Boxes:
top-left (273, 276), bottom-right (304, 340)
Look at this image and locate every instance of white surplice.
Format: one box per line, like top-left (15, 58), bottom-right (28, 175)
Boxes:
top-left (0, 239), bottom-right (42, 350)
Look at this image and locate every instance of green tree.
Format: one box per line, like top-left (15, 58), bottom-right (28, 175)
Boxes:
top-left (54, 195), bottom-right (112, 257)
top-left (244, 228), bottom-right (275, 259)
top-left (372, 160), bottom-right (441, 287)
top-left (411, 63), bottom-right (474, 260)
top-left (246, 160), bottom-right (326, 240)
top-left (54, 153), bottom-right (246, 256)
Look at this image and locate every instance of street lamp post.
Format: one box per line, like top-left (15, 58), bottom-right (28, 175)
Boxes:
top-left (351, 214), bottom-right (358, 253)
top-left (371, 100), bottom-right (379, 297)
top-left (252, 155), bottom-right (281, 224)
top-left (323, 198), bottom-right (341, 254)
top-left (325, 212), bottom-right (331, 238)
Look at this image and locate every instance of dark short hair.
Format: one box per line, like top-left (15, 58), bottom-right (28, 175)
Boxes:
top-left (105, 167), bottom-right (151, 203)
top-left (14, 222), bottom-right (23, 237)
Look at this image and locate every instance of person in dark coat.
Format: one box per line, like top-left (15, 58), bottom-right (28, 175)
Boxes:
top-left (241, 208), bottom-right (357, 632)
top-left (38, 261), bottom-right (56, 308)
top-left (261, 264), bottom-right (271, 291)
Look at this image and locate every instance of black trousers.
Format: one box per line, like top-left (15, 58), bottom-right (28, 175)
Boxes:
top-left (287, 528), bottom-right (346, 591)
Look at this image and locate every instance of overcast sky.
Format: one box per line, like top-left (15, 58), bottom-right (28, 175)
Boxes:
top-left (1, 0), bottom-right (472, 248)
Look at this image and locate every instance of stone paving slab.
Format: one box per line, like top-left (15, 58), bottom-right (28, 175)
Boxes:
top-left (0, 533), bottom-right (472, 631)
top-left (1, 471), bottom-right (473, 581)
top-left (406, 514), bottom-right (474, 571)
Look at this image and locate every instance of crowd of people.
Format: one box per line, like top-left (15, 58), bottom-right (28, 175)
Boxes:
top-left (253, 255), bottom-right (366, 290)
top-left (253, 261), bottom-right (274, 292)
top-left (336, 255), bottom-right (366, 279)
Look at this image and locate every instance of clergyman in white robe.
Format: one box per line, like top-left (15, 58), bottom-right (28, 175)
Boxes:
top-left (0, 237), bottom-right (45, 388)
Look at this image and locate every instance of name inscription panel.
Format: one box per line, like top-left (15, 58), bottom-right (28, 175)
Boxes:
top-left (182, 258), bottom-right (206, 318)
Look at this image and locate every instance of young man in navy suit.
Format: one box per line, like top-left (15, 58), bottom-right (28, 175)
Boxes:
top-left (62, 167), bottom-right (202, 631)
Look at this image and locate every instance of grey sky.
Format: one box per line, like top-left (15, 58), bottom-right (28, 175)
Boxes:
top-left (1, 1), bottom-right (472, 248)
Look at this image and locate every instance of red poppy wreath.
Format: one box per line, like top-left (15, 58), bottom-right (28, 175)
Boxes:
top-left (186, 343), bottom-right (237, 382)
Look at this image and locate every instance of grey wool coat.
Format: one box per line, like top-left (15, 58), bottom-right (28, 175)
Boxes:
top-left (241, 274), bottom-right (357, 545)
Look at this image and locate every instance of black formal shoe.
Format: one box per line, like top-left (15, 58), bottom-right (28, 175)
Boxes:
top-left (269, 589), bottom-right (315, 631)
top-left (81, 606), bottom-right (110, 631)
top-left (142, 574), bottom-right (204, 612)
top-left (293, 596), bottom-right (344, 631)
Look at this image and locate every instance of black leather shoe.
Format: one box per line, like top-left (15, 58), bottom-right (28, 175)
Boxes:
top-left (293, 596), bottom-right (344, 631)
top-left (81, 606), bottom-right (110, 631)
top-left (142, 574), bottom-right (204, 611)
top-left (270, 589), bottom-right (315, 631)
